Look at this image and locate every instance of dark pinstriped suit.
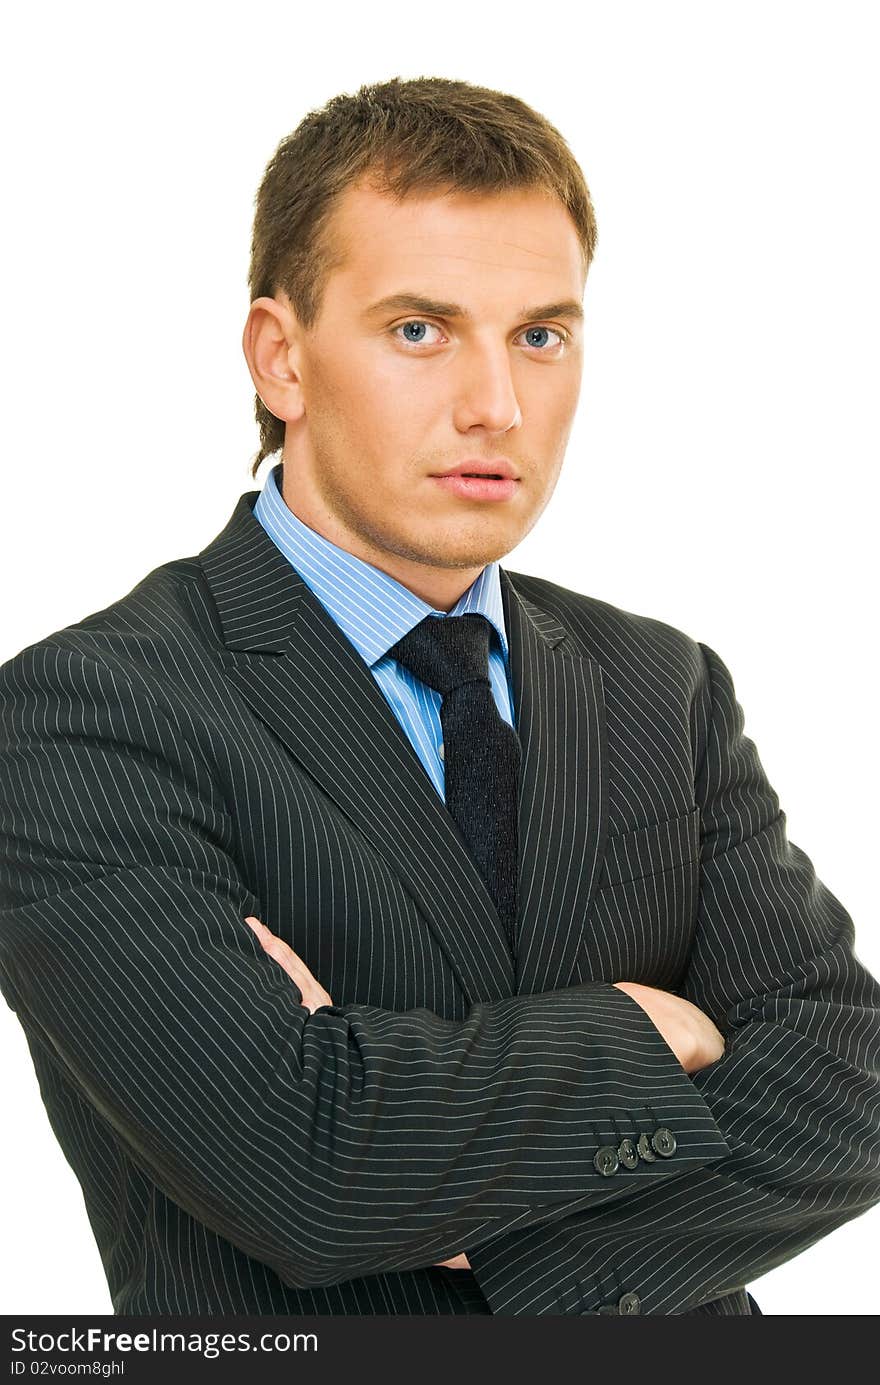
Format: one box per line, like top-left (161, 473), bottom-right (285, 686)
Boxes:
top-left (1, 486), bottom-right (878, 1315)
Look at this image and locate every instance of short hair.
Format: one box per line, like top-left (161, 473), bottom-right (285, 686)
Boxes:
top-left (246, 75), bottom-right (598, 478)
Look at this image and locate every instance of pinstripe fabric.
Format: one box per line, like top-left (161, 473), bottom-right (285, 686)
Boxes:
top-left (253, 459), bottom-right (515, 801)
top-left (1, 485), bottom-right (878, 1316)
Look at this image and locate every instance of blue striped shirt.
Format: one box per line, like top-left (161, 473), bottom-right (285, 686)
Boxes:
top-left (253, 459), bottom-right (515, 802)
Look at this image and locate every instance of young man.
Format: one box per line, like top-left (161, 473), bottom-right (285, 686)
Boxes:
top-left (1, 76), bottom-right (878, 1317)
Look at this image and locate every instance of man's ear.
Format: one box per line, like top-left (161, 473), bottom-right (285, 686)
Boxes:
top-left (241, 292), bottom-right (306, 423)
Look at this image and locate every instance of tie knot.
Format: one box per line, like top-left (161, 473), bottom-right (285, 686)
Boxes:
top-left (387, 613), bottom-right (492, 696)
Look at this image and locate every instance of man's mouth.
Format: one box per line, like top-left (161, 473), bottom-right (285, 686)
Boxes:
top-left (430, 474), bottom-right (519, 502)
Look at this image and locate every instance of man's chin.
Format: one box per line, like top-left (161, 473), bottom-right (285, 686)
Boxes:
top-left (352, 513), bottom-right (522, 572)
top-left (400, 540), bottom-right (515, 571)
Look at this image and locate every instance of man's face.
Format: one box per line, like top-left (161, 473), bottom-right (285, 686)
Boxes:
top-left (247, 177), bottom-right (586, 606)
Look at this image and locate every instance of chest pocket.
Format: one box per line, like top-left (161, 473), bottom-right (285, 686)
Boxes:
top-left (577, 806), bottom-right (701, 988)
top-left (600, 804), bottom-right (701, 888)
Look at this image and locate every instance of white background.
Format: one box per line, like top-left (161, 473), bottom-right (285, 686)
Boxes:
top-left (2, 0), bottom-right (878, 1315)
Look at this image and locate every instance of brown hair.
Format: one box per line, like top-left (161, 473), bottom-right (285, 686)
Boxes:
top-left (246, 76), bottom-right (598, 479)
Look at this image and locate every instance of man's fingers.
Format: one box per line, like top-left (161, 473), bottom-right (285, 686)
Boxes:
top-left (244, 917), bottom-right (333, 1013)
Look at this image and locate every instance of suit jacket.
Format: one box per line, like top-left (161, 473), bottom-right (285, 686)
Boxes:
top-left (1, 486), bottom-right (878, 1316)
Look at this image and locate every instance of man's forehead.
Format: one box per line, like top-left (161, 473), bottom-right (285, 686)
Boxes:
top-left (326, 180), bottom-right (584, 296)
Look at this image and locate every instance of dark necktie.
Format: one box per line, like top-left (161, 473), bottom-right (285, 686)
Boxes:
top-left (387, 613), bottom-right (521, 939)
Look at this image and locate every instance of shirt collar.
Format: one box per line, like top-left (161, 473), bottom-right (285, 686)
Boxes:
top-left (253, 459), bottom-right (510, 670)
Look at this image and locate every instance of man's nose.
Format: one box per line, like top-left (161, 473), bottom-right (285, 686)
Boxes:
top-left (452, 343), bottom-right (522, 433)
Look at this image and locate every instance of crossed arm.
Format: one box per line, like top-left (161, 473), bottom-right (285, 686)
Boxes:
top-left (243, 913), bottom-right (727, 1271)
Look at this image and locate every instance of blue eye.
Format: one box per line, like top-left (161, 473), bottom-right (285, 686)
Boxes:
top-left (393, 321), bottom-right (442, 346)
top-left (402, 322), bottom-right (429, 343)
top-left (524, 326), bottom-right (554, 349)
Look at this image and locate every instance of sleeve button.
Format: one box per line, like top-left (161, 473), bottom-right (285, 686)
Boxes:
top-left (636, 1132), bottom-right (657, 1163)
top-left (593, 1145), bottom-right (620, 1177)
top-left (618, 1137), bottom-right (639, 1169)
top-left (618, 1291), bottom-right (642, 1315)
top-left (651, 1126), bottom-right (677, 1157)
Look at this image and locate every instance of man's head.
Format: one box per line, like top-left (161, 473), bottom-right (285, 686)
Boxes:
top-left (242, 77), bottom-right (597, 608)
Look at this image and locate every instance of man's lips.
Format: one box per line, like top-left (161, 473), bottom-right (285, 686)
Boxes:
top-left (432, 459), bottom-right (518, 480)
top-left (430, 475), bottom-right (519, 501)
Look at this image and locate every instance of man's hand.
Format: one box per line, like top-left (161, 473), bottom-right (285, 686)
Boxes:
top-left (613, 981), bottom-right (725, 1074)
top-left (244, 917), bottom-right (333, 1013)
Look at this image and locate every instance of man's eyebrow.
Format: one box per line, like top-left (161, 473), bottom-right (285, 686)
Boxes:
top-left (362, 292), bottom-right (584, 323)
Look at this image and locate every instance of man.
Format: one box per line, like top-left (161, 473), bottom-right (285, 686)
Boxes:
top-left (1, 76), bottom-right (878, 1317)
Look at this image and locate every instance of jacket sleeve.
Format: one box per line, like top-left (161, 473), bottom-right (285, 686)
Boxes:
top-left (0, 638), bottom-right (730, 1291)
top-left (465, 641), bottom-right (880, 1313)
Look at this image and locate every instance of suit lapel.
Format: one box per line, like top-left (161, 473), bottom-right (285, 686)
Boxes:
top-left (500, 570), bottom-right (609, 995)
top-left (199, 491), bottom-right (608, 1005)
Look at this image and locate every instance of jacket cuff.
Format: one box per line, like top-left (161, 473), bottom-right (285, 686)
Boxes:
top-left (465, 985), bottom-right (730, 1314)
